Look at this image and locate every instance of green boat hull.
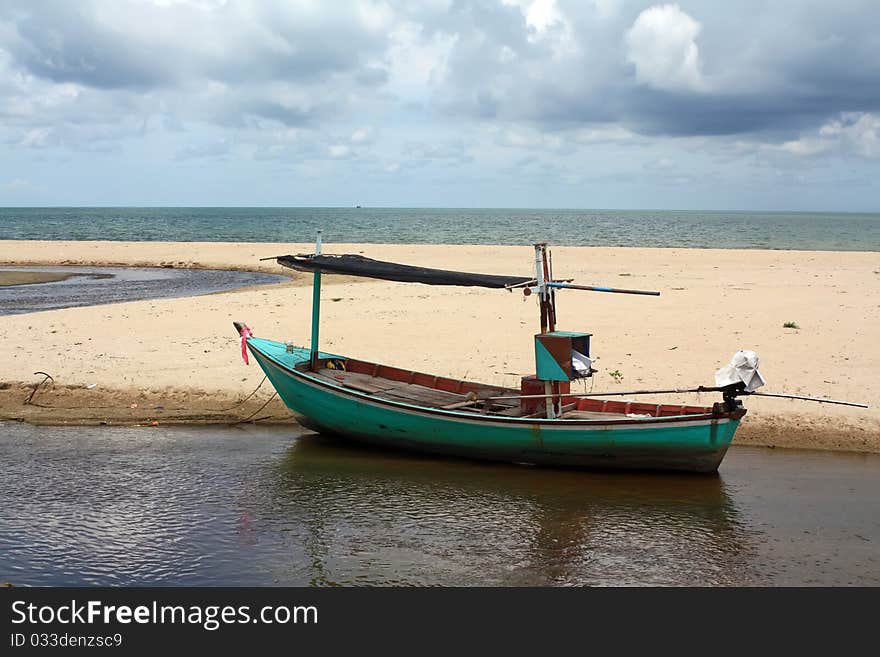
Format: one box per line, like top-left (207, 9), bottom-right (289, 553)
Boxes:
top-left (247, 337), bottom-right (741, 473)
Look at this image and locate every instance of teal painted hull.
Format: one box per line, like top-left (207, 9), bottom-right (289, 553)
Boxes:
top-left (247, 337), bottom-right (741, 473)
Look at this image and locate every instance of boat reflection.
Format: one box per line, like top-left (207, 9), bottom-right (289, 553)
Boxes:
top-left (263, 433), bottom-right (756, 586)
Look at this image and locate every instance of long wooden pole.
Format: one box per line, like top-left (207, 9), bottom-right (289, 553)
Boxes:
top-left (746, 391), bottom-right (868, 408)
top-left (547, 282), bottom-right (660, 296)
top-left (544, 247), bottom-right (561, 416)
top-left (487, 387), bottom-right (725, 402)
top-left (309, 230), bottom-right (323, 371)
top-left (485, 388), bottom-right (868, 408)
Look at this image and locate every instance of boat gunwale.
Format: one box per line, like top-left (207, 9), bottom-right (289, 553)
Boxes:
top-left (248, 340), bottom-right (746, 428)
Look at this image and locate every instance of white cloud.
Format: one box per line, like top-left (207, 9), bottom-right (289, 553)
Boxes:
top-left (590, 0), bottom-right (621, 20)
top-left (777, 138), bottom-right (830, 157)
top-left (350, 127), bottom-right (372, 143)
top-left (571, 124), bottom-right (637, 144)
top-left (175, 137), bottom-right (231, 160)
top-left (401, 139), bottom-right (473, 165)
top-left (501, 0), bottom-right (559, 32)
top-left (384, 21), bottom-right (456, 102)
top-left (496, 127), bottom-right (563, 151)
top-left (644, 157), bottom-right (675, 170)
top-left (327, 144), bottom-right (351, 158)
top-left (625, 4), bottom-right (706, 92)
top-left (747, 112), bottom-right (880, 159)
top-left (819, 112), bottom-right (880, 158)
top-left (19, 127), bottom-right (55, 148)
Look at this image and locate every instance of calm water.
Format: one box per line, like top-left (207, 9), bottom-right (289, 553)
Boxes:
top-left (0, 265), bottom-right (285, 316)
top-left (2, 207), bottom-right (879, 250)
top-left (1, 422), bottom-right (877, 586)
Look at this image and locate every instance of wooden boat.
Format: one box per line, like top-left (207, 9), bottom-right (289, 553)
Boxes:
top-left (236, 236), bottom-right (749, 473)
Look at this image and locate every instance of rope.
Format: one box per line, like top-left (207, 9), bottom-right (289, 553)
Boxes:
top-left (14, 374), bottom-right (291, 422)
top-left (230, 392), bottom-right (279, 425)
top-left (214, 376), bottom-right (268, 411)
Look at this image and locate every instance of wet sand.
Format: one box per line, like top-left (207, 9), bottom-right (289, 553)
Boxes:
top-left (0, 239), bottom-right (877, 452)
top-left (0, 270), bottom-right (81, 287)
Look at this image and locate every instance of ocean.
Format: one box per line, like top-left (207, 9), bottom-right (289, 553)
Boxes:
top-left (1, 207), bottom-right (879, 250)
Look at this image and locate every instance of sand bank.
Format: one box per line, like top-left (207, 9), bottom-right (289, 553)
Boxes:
top-left (0, 270), bottom-right (81, 287)
top-left (1, 240), bottom-right (878, 453)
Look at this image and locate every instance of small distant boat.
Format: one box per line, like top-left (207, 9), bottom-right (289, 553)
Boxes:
top-left (234, 233), bottom-right (770, 473)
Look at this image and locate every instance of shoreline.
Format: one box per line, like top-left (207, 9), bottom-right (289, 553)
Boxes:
top-left (3, 239), bottom-right (880, 267)
top-left (1, 381), bottom-right (875, 454)
top-left (1, 240), bottom-right (877, 453)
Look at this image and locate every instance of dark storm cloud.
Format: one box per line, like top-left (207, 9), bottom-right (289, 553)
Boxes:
top-left (580, 86), bottom-right (880, 138)
top-left (415, 0), bottom-right (880, 138)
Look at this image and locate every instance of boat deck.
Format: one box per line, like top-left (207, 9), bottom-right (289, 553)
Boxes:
top-left (303, 361), bottom-right (705, 420)
top-left (312, 367), bottom-right (538, 416)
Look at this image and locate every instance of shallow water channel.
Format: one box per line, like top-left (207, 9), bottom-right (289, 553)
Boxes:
top-left (0, 265), bottom-right (286, 315)
top-left (2, 422), bottom-right (877, 586)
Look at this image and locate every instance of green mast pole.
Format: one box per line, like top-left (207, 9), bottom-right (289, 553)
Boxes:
top-left (309, 230), bottom-right (322, 370)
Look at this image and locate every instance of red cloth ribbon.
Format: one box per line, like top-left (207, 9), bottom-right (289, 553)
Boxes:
top-left (240, 326), bottom-right (254, 364)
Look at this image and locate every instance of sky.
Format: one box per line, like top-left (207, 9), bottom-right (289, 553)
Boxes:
top-left (0, 0), bottom-right (878, 210)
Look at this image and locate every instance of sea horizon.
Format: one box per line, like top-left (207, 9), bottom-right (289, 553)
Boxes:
top-left (2, 204), bottom-right (879, 213)
top-left (2, 206), bottom-right (880, 251)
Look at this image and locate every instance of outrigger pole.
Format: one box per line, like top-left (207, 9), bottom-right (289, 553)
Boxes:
top-left (547, 282), bottom-right (660, 296)
top-left (310, 230), bottom-right (323, 370)
top-left (486, 388), bottom-right (867, 408)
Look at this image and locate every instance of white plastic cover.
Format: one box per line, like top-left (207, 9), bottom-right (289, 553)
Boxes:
top-left (714, 350), bottom-right (765, 392)
top-left (571, 349), bottom-right (593, 375)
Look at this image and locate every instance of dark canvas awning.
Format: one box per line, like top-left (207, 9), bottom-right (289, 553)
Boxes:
top-left (276, 254), bottom-right (532, 289)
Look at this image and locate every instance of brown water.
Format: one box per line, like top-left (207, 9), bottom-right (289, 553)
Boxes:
top-left (1, 422), bottom-right (877, 586)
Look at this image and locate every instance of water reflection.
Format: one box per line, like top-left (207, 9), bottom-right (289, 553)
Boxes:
top-left (259, 435), bottom-right (755, 586)
top-left (3, 423), bottom-right (876, 586)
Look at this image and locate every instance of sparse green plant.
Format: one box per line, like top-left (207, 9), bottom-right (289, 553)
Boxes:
top-left (609, 369), bottom-right (623, 384)
top-left (783, 321), bottom-right (800, 329)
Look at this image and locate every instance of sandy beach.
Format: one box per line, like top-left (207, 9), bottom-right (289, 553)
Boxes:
top-left (1, 239), bottom-right (878, 452)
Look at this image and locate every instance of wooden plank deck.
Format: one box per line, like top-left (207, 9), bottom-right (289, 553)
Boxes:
top-left (376, 384), bottom-right (468, 407)
top-left (313, 367), bottom-right (645, 420)
top-left (561, 410), bottom-right (631, 420)
top-left (316, 369), bottom-right (399, 394)
top-left (313, 368), bottom-right (535, 416)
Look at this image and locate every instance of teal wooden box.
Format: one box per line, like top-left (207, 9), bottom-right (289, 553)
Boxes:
top-left (535, 331), bottom-right (592, 381)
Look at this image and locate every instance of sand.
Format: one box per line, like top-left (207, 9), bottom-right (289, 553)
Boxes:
top-left (1, 239), bottom-right (878, 452)
top-left (0, 270), bottom-right (82, 286)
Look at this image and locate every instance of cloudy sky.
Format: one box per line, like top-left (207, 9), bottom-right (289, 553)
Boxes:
top-left (0, 0), bottom-right (878, 210)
